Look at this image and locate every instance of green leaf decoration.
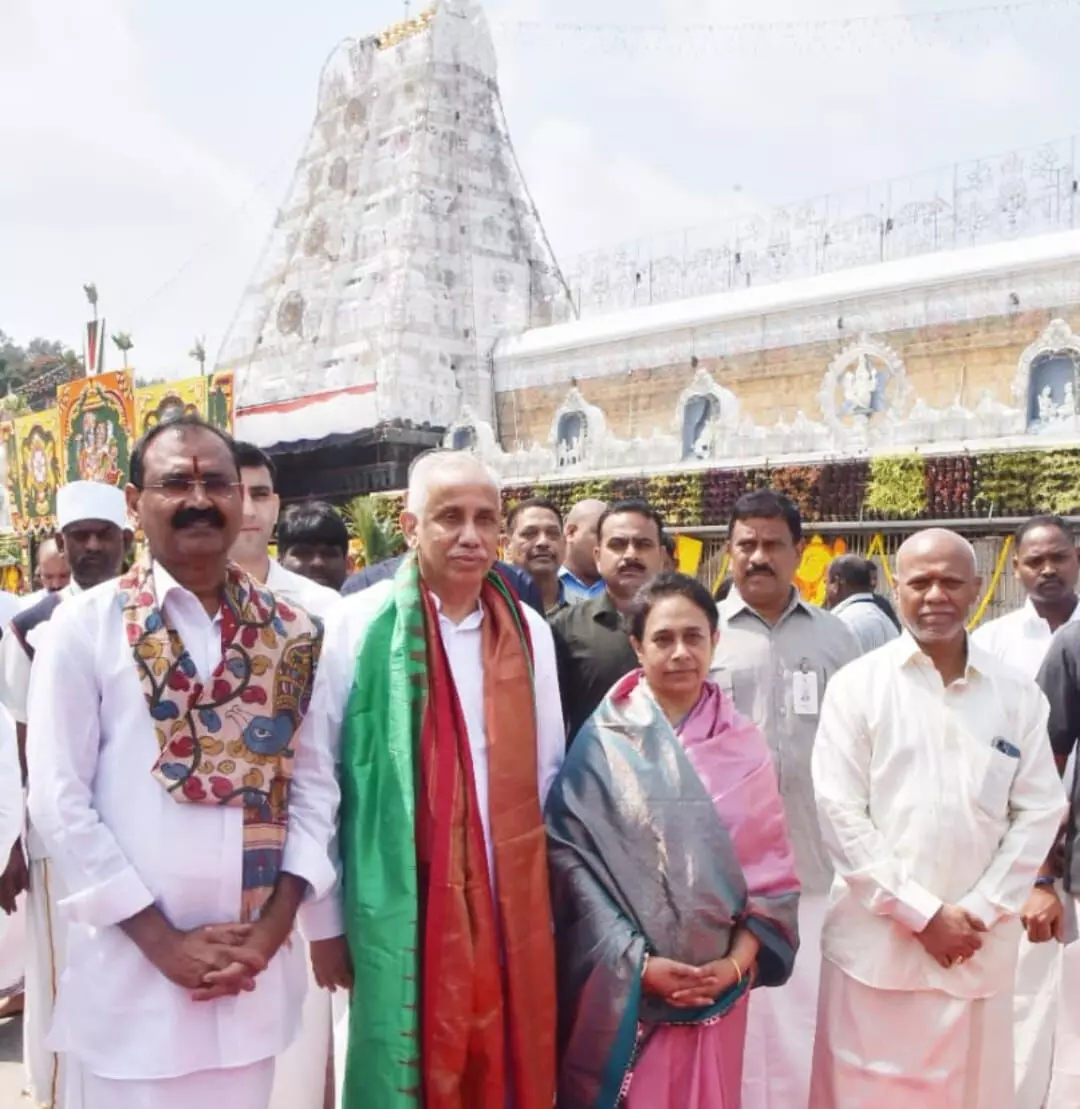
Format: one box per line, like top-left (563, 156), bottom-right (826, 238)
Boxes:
top-left (864, 454), bottom-right (928, 519)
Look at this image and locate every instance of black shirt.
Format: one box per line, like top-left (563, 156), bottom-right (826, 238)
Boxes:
top-left (1037, 623), bottom-right (1080, 888)
top-left (550, 592), bottom-right (639, 742)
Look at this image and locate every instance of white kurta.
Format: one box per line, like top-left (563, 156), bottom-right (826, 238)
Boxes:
top-left (24, 565), bottom-right (339, 1099)
top-left (297, 577), bottom-right (566, 1106)
top-left (0, 581), bottom-right (81, 1109)
top-left (975, 598), bottom-right (1080, 1109)
top-left (811, 633), bottom-right (1068, 1108)
top-left (0, 703), bottom-right (23, 999)
top-left (261, 561), bottom-right (340, 1109)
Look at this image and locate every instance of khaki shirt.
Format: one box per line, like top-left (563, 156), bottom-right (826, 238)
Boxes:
top-left (710, 587), bottom-right (860, 895)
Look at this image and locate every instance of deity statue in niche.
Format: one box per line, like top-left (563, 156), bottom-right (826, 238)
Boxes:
top-left (682, 395), bottom-right (717, 460)
top-left (556, 412), bottom-right (585, 469)
top-left (1027, 352), bottom-right (1078, 427)
top-left (840, 354), bottom-right (886, 417)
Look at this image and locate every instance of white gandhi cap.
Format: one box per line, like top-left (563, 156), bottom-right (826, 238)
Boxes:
top-left (56, 481), bottom-right (129, 532)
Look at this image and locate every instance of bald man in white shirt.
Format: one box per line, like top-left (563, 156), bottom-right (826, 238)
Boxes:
top-left (810, 529), bottom-right (1067, 1108)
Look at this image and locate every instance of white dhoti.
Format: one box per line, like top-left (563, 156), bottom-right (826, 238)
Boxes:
top-left (267, 941), bottom-right (331, 1109)
top-left (741, 891), bottom-right (825, 1109)
top-left (72, 1058), bottom-right (275, 1109)
top-left (24, 856), bottom-right (72, 1108)
top-left (332, 989), bottom-right (350, 1107)
top-left (1046, 926), bottom-right (1080, 1108)
top-left (1013, 934), bottom-right (1061, 1109)
top-left (0, 891), bottom-right (25, 1000)
top-left (810, 958), bottom-right (1014, 1109)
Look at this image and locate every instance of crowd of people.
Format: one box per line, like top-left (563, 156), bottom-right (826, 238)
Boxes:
top-left (0, 414), bottom-right (1074, 1109)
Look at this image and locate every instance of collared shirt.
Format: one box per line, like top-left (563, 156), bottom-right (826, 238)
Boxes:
top-left (974, 597), bottom-right (1080, 681)
top-left (0, 580), bottom-right (82, 725)
top-left (832, 593), bottom-right (901, 654)
top-left (550, 591), bottom-right (639, 741)
top-left (24, 563), bottom-right (339, 1080)
top-left (265, 559), bottom-right (340, 621)
top-left (1036, 622), bottom-right (1080, 889)
top-left (814, 633), bottom-right (1065, 999)
top-left (0, 591), bottom-right (21, 635)
top-left (557, 565), bottom-right (606, 604)
top-left (710, 587), bottom-right (860, 895)
top-left (299, 577), bottom-right (565, 943)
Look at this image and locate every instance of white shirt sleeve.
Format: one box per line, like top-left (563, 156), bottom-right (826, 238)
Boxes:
top-left (26, 605), bottom-right (155, 929)
top-left (812, 667), bottom-right (944, 934)
top-left (523, 605), bottom-right (566, 808)
top-left (281, 662), bottom-right (341, 906)
top-left (0, 629), bottom-right (32, 724)
top-left (0, 706), bottom-right (22, 856)
top-left (295, 600), bottom-right (361, 943)
top-left (957, 687), bottom-right (1068, 928)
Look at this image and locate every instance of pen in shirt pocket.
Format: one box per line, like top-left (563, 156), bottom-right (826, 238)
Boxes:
top-left (991, 737), bottom-right (1021, 759)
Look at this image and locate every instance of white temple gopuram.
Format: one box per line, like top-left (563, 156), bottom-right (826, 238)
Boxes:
top-left (220, 0), bottom-right (569, 474)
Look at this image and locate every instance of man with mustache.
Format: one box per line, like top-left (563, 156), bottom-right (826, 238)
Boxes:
top-left (551, 499), bottom-right (667, 740)
top-left (306, 449), bottom-right (563, 1109)
top-left (709, 489), bottom-right (859, 1109)
top-left (25, 416), bottom-right (337, 1109)
top-left (812, 528), bottom-right (1066, 1108)
top-left (973, 515), bottom-right (1080, 1109)
top-left (0, 480), bottom-right (131, 1100)
top-left (505, 497), bottom-right (568, 614)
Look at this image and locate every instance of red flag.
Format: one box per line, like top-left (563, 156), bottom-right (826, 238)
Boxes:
top-left (85, 319), bottom-right (105, 375)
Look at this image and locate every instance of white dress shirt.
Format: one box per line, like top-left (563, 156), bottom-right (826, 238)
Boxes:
top-left (25, 563), bottom-right (339, 1081)
top-left (972, 597), bottom-right (1080, 681)
top-left (0, 581), bottom-right (81, 725)
top-left (0, 590), bottom-right (22, 631)
top-left (265, 560), bottom-right (339, 622)
top-left (812, 632), bottom-right (1067, 1000)
top-left (299, 576), bottom-right (566, 942)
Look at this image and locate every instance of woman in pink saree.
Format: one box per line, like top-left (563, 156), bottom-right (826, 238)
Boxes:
top-left (545, 572), bottom-right (800, 1109)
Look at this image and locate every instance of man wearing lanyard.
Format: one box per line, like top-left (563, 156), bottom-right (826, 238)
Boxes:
top-left (710, 489), bottom-right (859, 1109)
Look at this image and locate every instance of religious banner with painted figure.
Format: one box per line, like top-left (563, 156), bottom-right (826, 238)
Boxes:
top-left (135, 377), bottom-right (207, 436)
top-left (207, 370), bottom-right (234, 432)
top-left (0, 421), bottom-right (23, 534)
top-left (14, 409), bottom-right (62, 533)
top-left (57, 370), bottom-right (135, 487)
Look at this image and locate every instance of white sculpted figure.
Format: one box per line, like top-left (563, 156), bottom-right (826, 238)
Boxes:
top-left (1038, 385), bottom-right (1055, 423)
top-left (1059, 382), bottom-right (1076, 421)
top-left (842, 354), bottom-right (879, 413)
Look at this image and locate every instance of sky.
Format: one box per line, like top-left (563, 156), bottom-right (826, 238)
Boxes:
top-left (2, 0), bottom-right (1079, 380)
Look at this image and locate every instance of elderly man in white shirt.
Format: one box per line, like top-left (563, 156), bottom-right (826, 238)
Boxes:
top-left (26, 416), bottom-right (337, 1109)
top-left (972, 515), bottom-right (1080, 1109)
top-left (229, 439), bottom-right (340, 1109)
top-left (306, 450), bottom-right (565, 1109)
top-left (810, 528), bottom-right (1067, 1109)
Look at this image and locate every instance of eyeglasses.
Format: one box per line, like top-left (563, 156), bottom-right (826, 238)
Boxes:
top-left (142, 477), bottom-right (241, 499)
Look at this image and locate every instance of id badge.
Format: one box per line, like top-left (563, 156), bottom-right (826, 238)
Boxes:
top-left (792, 668), bottom-right (819, 716)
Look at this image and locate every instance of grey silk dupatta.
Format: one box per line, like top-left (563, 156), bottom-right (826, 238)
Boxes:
top-left (545, 673), bottom-right (800, 1109)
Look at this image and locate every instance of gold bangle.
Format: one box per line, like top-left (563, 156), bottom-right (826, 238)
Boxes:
top-left (728, 955), bottom-right (743, 981)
